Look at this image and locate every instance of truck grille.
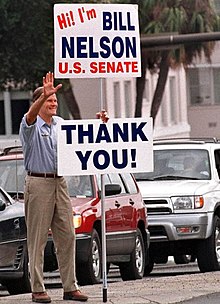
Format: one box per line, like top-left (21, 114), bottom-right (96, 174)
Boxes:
top-left (144, 199), bottom-right (172, 214)
top-left (148, 226), bottom-right (167, 237)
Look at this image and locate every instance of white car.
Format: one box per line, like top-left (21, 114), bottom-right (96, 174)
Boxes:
top-left (135, 138), bottom-right (220, 274)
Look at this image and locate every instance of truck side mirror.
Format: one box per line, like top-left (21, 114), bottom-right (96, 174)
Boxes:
top-left (105, 184), bottom-right (121, 196)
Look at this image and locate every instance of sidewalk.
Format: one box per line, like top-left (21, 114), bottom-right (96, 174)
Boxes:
top-left (1, 270), bottom-right (220, 303)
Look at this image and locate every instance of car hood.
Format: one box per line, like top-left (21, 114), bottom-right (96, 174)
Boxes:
top-left (137, 180), bottom-right (217, 197)
top-left (70, 197), bottom-right (99, 214)
top-left (0, 200), bottom-right (25, 221)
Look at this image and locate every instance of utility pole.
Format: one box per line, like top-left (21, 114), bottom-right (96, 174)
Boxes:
top-left (141, 32), bottom-right (220, 48)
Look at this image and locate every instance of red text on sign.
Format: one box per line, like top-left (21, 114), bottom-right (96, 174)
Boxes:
top-left (90, 61), bottom-right (138, 74)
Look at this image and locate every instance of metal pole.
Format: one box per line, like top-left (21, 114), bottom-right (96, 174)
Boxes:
top-left (100, 78), bottom-right (107, 302)
top-left (141, 31), bottom-right (220, 48)
top-left (101, 173), bottom-right (107, 302)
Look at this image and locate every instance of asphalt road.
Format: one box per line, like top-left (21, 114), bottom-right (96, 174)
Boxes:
top-left (1, 259), bottom-right (220, 303)
top-left (178, 293), bottom-right (220, 304)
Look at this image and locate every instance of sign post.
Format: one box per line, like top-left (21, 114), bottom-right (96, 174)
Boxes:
top-left (54, 3), bottom-right (144, 302)
top-left (101, 173), bottom-right (107, 302)
top-left (99, 77), bottom-right (107, 302)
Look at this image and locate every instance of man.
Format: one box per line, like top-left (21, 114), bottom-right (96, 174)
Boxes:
top-left (19, 72), bottom-right (108, 303)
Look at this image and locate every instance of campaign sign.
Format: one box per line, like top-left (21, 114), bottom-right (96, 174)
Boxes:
top-left (54, 4), bottom-right (141, 78)
top-left (57, 118), bottom-right (153, 176)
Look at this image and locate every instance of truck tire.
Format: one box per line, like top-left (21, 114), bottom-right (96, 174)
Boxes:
top-left (119, 228), bottom-right (145, 280)
top-left (76, 229), bottom-right (101, 285)
top-left (144, 258), bottom-right (154, 275)
top-left (197, 215), bottom-right (220, 272)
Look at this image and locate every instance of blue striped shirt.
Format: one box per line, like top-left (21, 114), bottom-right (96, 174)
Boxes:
top-left (19, 115), bottom-right (63, 173)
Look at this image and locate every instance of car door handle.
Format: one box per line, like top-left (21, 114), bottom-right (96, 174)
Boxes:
top-left (129, 199), bottom-right (135, 206)
top-left (14, 218), bottom-right (20, 229)
top-left (115, 201), bottom-right (120, 208)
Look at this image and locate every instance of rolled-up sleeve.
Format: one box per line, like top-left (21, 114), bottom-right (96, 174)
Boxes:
top-left (19, 115), bottom-right (36, 146)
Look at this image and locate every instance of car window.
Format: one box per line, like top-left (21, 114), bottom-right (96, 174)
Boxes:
top-left (96, 174), bottom-right (111, 191)
top-left (65, 175), bottom-right (93, 197)
top-left (214, 150), bottom-right (220, 179)
top-left (96, 174), bottom-right (126, 194)
top-left (121, 173), bottom-right (138, 194)
top-left (0, 157), bottom-right (95, 198)
top-left (134, 149), bottom-right (211, 181)
top-left (108, 173), bottom-right (126, 194)
top-left (0, 159), bottom-right (25, 193)
top-left (0, 189), bottom-right (12, 206)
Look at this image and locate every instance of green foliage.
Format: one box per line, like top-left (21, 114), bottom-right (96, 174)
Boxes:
top-left (161, 7), bottom-right (187, 32)
top-left (213, 14), bottom-right (220, 31)
top-left (0, 0), bottom-right (54, 90)
top-left (0, 0), bottom-right (111, 90)
top-left (140, 0), bottom-right (220, 65)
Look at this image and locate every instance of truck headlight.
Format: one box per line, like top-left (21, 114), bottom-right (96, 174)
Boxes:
top-left (73, 214), bottom-right (82, 228)
top-left (172, 196), bottom-right (204, 210)
top-left (172, 197), bottom-right (193, 210)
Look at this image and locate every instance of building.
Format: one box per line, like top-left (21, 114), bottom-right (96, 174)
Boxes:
top-left (71, 65), bottom-right (190, 139)
top-left (187, 42), bottom-right (220, 138)
top-left (0, 64), bottom-right (190, 150)
top-left (0, 90), bottom-right (30, 150)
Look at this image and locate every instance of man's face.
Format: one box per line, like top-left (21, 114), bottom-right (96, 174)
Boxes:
top-left (39, 94), bottom-right (58, 118)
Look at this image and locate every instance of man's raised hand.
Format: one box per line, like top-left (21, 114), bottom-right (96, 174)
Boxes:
top-left (43, 72), bottom-right (62, 99)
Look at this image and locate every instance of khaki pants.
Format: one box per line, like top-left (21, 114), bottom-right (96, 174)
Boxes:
top-left (24, 175), bottom-right (78, 293)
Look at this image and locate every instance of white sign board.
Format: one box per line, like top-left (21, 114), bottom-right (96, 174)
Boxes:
top-left (57, 118), bottom-right (153, 176)
top-left (54, 4), bottom-right (141, 78)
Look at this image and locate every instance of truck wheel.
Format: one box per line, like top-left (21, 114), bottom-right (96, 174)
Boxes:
top-left (174, 254), bottom-right (191, 264)
top-left (197, 215), bottom-right (220, 272)
top-left (76, 229), bottom-right (101, 285)
top-left (119, 228), bottom-right (145, 281)
top-left (1, 248), bottom-right (31, 295)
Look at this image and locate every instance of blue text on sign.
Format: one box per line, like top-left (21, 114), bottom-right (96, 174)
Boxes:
top-left (61, 122), bottom-right (148, 144)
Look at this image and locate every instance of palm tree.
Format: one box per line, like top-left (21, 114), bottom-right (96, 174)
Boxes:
top-left (134, 0), bottom-right (220, 126)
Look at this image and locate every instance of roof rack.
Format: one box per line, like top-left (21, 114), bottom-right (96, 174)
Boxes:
top-left (0, 146), bottom-right (23, 156)
top-left (153, 137), bottom-right (220, 144)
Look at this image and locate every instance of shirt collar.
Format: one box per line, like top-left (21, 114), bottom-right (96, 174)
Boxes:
top-left (37, 115), bottom-right (57, 127)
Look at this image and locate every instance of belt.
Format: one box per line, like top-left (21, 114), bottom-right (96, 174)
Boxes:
top-left (27, 171), bottom-right (62, 178)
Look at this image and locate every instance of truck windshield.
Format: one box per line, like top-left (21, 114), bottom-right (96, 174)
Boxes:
top-left (134, 149), bottom-right (211, 181)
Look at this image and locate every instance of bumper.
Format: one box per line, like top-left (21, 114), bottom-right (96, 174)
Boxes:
top-left (0, 267), bottom-right (23, 280)
top-left (0, 241), bottom-right (27, 280)
top-left (44, 233), bottom-right (92, 266)
top-left (75, 233), bottom-right (92, 263)
top-left (148, 212), bottom-right (213, 242)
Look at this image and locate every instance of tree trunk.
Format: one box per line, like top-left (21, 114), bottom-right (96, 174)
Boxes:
top-left (150, 51), bottom-right (170, 127)
top-left (61, 80), bottom-right (81, 119)
top-left (134, 50), bottom-right (148, 117)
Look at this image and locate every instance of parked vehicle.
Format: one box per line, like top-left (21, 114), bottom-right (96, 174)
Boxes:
top-left (0, 186), bottom-right (30, 294)
top-left (0, 146), bottom-right (150, 294)
top-left (134, 138), bottom-right (220, 274)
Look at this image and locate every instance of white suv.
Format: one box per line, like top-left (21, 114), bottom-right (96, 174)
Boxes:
top-left (135, 138), bottom-right (220, 274)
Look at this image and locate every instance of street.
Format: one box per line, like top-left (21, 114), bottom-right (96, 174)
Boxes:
top-left (1, 258), bottom-right (220, 303)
